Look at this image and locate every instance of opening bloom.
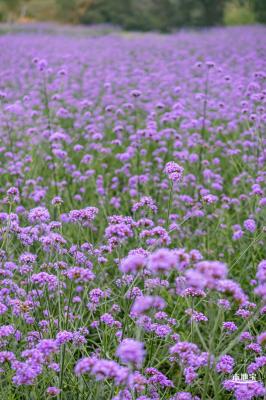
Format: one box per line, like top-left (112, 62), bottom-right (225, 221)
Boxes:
top-left (164, 161), bottom-right (184, 182)
top-left (116, 339), bottom-right (145, 368)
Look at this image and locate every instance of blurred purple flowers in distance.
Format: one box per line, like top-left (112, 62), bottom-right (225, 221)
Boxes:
top-left (0, 24), bottom-right (265, 400)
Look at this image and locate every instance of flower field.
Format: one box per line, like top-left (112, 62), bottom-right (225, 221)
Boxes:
top-left (0, 26), bottom-right (265, 400)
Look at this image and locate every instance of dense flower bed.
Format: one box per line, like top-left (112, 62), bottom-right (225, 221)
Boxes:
top-left (0, 26), bottom-right (265, 399)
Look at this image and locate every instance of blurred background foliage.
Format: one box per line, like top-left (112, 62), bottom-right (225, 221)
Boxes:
top-left (0, 0), bottom-right (265, 30)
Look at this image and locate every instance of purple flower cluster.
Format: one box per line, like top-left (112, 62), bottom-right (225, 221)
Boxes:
top-left (165, 162), bottom-right (184, 182)
top-left (0, 25), bottom-right (265, 399)
top-left (116, 339), bottom-right (146, 367)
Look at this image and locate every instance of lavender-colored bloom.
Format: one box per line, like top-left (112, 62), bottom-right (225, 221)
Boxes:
top-left (217, 299), bottom-right (231, 310)
top-left (233, 229), bottom-right (243, 241)
top-left (165, 161), bottom-right (184, 182)
top-left (46, 387), bottom-right (61, 396)
top-left (69, 207), bottom-right (98, 226)
top-left (75, 357), bottom-right (96, 375)
top-left (12, 361), bottom-right (42, 385)
top-left (116, 339), bottom-right (145, 367)
top-left (145, 367), bottom-right (173, 387)
top-left (247, 356), bottom-right (266, 374)
top-left (184, 367), bottom-right (198, 384)
top-left (185, 309), bottom-right (208, 323)
top-left (216, 355), bottom-right (235, 374)
top-left (223, 322), bottom-right (237, 333)
top-left (257, 332), bottom-right (266, 345)
top-left (119, 253), bottom-right (146, 274)
top-left (240, 331), bottom-right (253, 342)
top-left (170, 393), bottom-right (196, 400)
top-left (148, 248), bottom-right (177, 274)
top-left (245, 343), bottom-right (262, 353)
top-left (28, 207), bottom-right (50, 223)
top-left (256, 260), bottom-right (266, 283)
top-left (223, 379), bottom-right (265, 400)
top-left (31, 272), bottom-right (58, 290)
top-left (243, 219), bottom-right (256, 233)
top-left (131, 295), bottom-right (166, 316)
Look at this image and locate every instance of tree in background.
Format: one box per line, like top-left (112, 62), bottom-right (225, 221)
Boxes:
top-left (79, 0), bottom-right (131, 26)
top-left (56, 0), bottom-right (93, 23)
top-left (224, 0), bottom-right (255, 25)
top-left (0, 0), bottom-right (57, 22)
top-left (79, 0), bottom-right (227, 30)
top-left (0, 0), bottom-right (21, 21)
top-left (198, 0), bottom-right (227, 26)
top-left (0, 0), bottom-right (265, 29)
top-left (253, 0), bottom-right (266, 22)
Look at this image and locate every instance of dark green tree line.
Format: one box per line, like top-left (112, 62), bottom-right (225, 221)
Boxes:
top-left (0, 0), bottom-right (265, 29)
